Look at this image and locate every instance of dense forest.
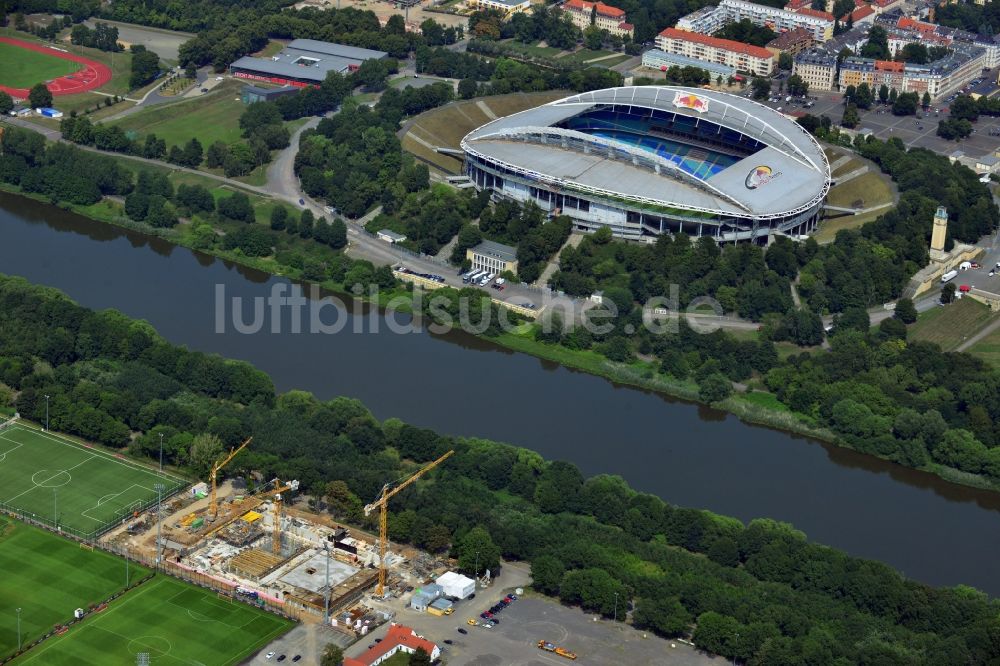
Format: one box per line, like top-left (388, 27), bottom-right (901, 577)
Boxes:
top-left (2, 274), bottom-right (1000, 664)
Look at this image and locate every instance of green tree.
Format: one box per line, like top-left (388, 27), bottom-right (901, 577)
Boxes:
top-left (941, 282), bottom-right (956, 304)
top-left (457, 526), bottom-right (500, 576)
top-left (0, 91), bottom-right (13, 115)
top-left (408, 647), bottom-right (431, 666)
top-left (270, 206), bottom-right (288, 231)
top-left (458, 77), bottom-right (478, 99)
top-left (320, 644), bottom-right (343, 666)
top-left (699, 374), bottom-right (733, 403)
top-left (894, 297), bottom-right (917, 324)
top-left (841, 103), bottom-right (860, 128)
top-left (28, 83), bottom-right (53, 109)
top-left (324, 479), bottom-right (362, 522)
top-left (188, 433), bottom-right (223, 476)
top-left (751, 77), bottom-right (771, 100)
top-left (531, 554), bottom-right (565, 595)
top-left (182, 137), bottom-right (203, 167)
top-left (778, 52), bottom-right (793, 71)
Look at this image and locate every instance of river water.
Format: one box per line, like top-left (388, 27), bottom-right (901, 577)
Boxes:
top-left (2, 191), bottom-right (998, 594)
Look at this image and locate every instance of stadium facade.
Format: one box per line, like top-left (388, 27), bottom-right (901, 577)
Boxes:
top-left (460, 86), bottom-right (830, 243)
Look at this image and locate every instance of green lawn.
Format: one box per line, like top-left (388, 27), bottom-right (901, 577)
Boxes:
top-left (111, 80), bottom-right (248, 147)
top-left (0, 41), bottom-right (80, 88)
top-left (0, 424), bottom-right (186, 538)
top-left (502, 40), bottom-right (563, 59)
top-left (15, 575), bottom-right (294, 665)
top-left (967, 322), bottom-right (1000, 368)
top-left (909, 297), bottom-right (995, 351)
top-left (0, 518), bottom-right (151, 659)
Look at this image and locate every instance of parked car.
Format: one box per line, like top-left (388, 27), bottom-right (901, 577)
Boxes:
top-left (277, 656), bottom-right (286, 663)
top-left (266, 653), bottom-right (275, 660)
top-left (292, 657), bottom-right (301, 663)
top-left (458, 628), bottom-right (468, 634)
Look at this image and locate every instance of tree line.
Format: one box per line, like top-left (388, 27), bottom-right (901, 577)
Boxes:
top-left (1, 273), bottom-right (999, 664)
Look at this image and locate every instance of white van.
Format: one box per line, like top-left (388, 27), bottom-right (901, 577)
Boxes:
top-left (941, 269), bottom-right (959, 283)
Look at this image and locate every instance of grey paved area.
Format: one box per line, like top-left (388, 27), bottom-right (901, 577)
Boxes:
top-left (350, 596), bottom-right (718, 666)
top-left (83, 19), bottom-right (193, 61)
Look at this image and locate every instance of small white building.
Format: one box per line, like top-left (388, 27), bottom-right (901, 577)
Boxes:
top-left (436, 571), bottom-right (476, 600)
top-left (377, 229), bottom-right (407, 244)
top-left (190, 482), bottom-right (209, 497)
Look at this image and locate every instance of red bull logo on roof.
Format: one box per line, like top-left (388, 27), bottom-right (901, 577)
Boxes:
top-left (745, 165), bottom-right (781, 189)
top-left (672, 91), bottom-right (709, 113)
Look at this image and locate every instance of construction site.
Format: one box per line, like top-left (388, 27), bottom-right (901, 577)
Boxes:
top-left (99, 440), bottom-right (460, 641)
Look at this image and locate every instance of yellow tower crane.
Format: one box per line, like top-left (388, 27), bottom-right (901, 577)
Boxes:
top-left (208, 437), bottom-right (252, 522)
top-left (364, 450), bottom-right (454, 597)
top-left (268, 478), bottom-right (299, 555)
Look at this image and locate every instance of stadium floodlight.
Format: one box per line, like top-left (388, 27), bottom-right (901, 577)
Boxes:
top-left (16, 608), bottom-right (21, 652)
top-left (324, 542), bottom-right (331, 625)
top-left (53, 488), bottom-right (58, 529)
top-left (44, 394), bottom-right (49, 431)
top-left (154, 483), bottom-right (165, 568)
top-left (158, 432), bottom-right (164, 473)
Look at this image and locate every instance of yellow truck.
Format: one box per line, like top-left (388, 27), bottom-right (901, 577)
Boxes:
top-left (537, 641), bottom-right (577, 660)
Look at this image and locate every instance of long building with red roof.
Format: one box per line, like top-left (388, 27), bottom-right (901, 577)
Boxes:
top-left (655, 27), bottom-right (775, 76)
top-left (343, 624), bottom-right (440, 666)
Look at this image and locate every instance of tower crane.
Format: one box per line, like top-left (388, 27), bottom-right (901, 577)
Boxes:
top-left (208, 437), bottom-right (252, 521)
top-left (364, 450), bottom-right (454, 597)
top-left (267, 478), bottom-right (299, 555)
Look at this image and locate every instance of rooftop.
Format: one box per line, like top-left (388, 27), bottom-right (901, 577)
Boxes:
top-left (658, 27), bottom-right (774, 59)
top-left (230, 39), bottom-right (387, 82)
top-left (563, 0), bottom-right (626, 17)
top-left (796, 7), bottom-right (834, 20)
top-left (462, 87), bottom-right (830, 219)
top-left (470, 240), bottom-right (518, 263)
top-left (766, 27), bottom-right (813, 50)
top-left (642, 48), bottom-right (738, 75)
top-left (344, 624), bottom-right (438, 666)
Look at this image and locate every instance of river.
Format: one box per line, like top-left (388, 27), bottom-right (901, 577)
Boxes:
top-left (2, 191), bottom-right (998, 594)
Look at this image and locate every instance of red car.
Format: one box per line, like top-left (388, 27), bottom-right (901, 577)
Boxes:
top-left (959, 284), bottom-right (971, 293)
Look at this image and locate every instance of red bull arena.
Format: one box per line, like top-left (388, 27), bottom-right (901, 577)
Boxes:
top-left (461, 86), bottom-right (831, 242)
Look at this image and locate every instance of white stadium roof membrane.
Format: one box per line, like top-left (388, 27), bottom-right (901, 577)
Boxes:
top-left (461, 86), bottom-right (831, 220)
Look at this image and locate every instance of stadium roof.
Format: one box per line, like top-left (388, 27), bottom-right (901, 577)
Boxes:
top-left (462, 86), bottom-right (830, 220)
top-left (285, 38), bottom-right (388, 63)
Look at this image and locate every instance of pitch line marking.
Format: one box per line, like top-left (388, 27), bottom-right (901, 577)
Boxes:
top-left (4, 455), bottom-right (95, 504)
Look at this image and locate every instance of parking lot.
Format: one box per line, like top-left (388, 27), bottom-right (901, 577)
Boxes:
top-left (795, 69), bottom-right (1000, 156)
top-left (345, 594), bottom-right (718, 666)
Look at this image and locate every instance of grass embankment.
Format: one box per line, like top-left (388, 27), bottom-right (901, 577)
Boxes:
top-left (0, 41), bottom-right (78, 87)
top-left (909, 297), bottom-right (994, 351)
top-left (815, 171), bottom-right (896, 242)
top-left (111, 80), bottom-right (248, 147)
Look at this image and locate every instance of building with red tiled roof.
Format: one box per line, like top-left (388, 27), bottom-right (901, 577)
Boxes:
top-left (562, 0), bottom-right (633, 37)
top-left (897, 16), bottom-right (936, 33)
top-left (343, 624), bottom-right (440, 666)
top-left (655, 27), bottom-right (775, 75)
top-left (796, 7), bottom-right (835, 20)
top-left (784, 0), bottom-right (812, 11)
top-left (849, 4), bottom-right (876, 23)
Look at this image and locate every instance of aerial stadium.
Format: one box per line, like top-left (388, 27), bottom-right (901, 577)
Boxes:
top-left (460, 86), bottom-right (831, 242)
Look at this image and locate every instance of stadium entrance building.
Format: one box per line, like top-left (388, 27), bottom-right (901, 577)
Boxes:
top-left (230, 39), bottom-right (387, 88)
top-left (461, 87), bottom-right (831, 243)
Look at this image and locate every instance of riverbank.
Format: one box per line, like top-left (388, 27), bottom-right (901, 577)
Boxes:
top-left (4, 183), bottom-right (999, 497)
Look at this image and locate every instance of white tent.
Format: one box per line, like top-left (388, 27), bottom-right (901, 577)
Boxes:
top-left (436, 571), bottom-right (475, 600)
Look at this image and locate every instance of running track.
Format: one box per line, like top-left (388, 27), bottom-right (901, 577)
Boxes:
top-left (0, 37), bottom-right (112, 99)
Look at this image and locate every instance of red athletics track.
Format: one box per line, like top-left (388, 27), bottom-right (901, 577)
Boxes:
top-left (0, 37), bottom-right (112, 99)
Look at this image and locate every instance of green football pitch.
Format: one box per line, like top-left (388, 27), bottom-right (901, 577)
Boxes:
top-left (0, 424), bottom-right (186, 538)
top-left (0, 42), bottom-right (79, 88)
top-left (0, 518), bottom-right (151, 659)
top-left (16, 576), bottom-right (295, 665)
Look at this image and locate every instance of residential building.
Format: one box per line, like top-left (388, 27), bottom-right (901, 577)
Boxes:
top-left (765, 27), bottom-right (814, 59)
top-left (561, 0), bottom-right (633, 38)
top-left (655, 27), bottom-right (776, 76)
top-left (641, 48), bottom-right (737, 79)
top-left (675, 6), bottom-right (727, 33)
top-left (344, 624), bottom-right (440, 666)
top-left (838, 45), bottom-right (985, 98)
top-left (467, 240), bottom-right (519, 275)
top-left (465, 0), bottom-right (530, 16)
top-left (718, 0), bottom-right (834, 42)
top-left (792, 50), bottom-right (838, 90)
